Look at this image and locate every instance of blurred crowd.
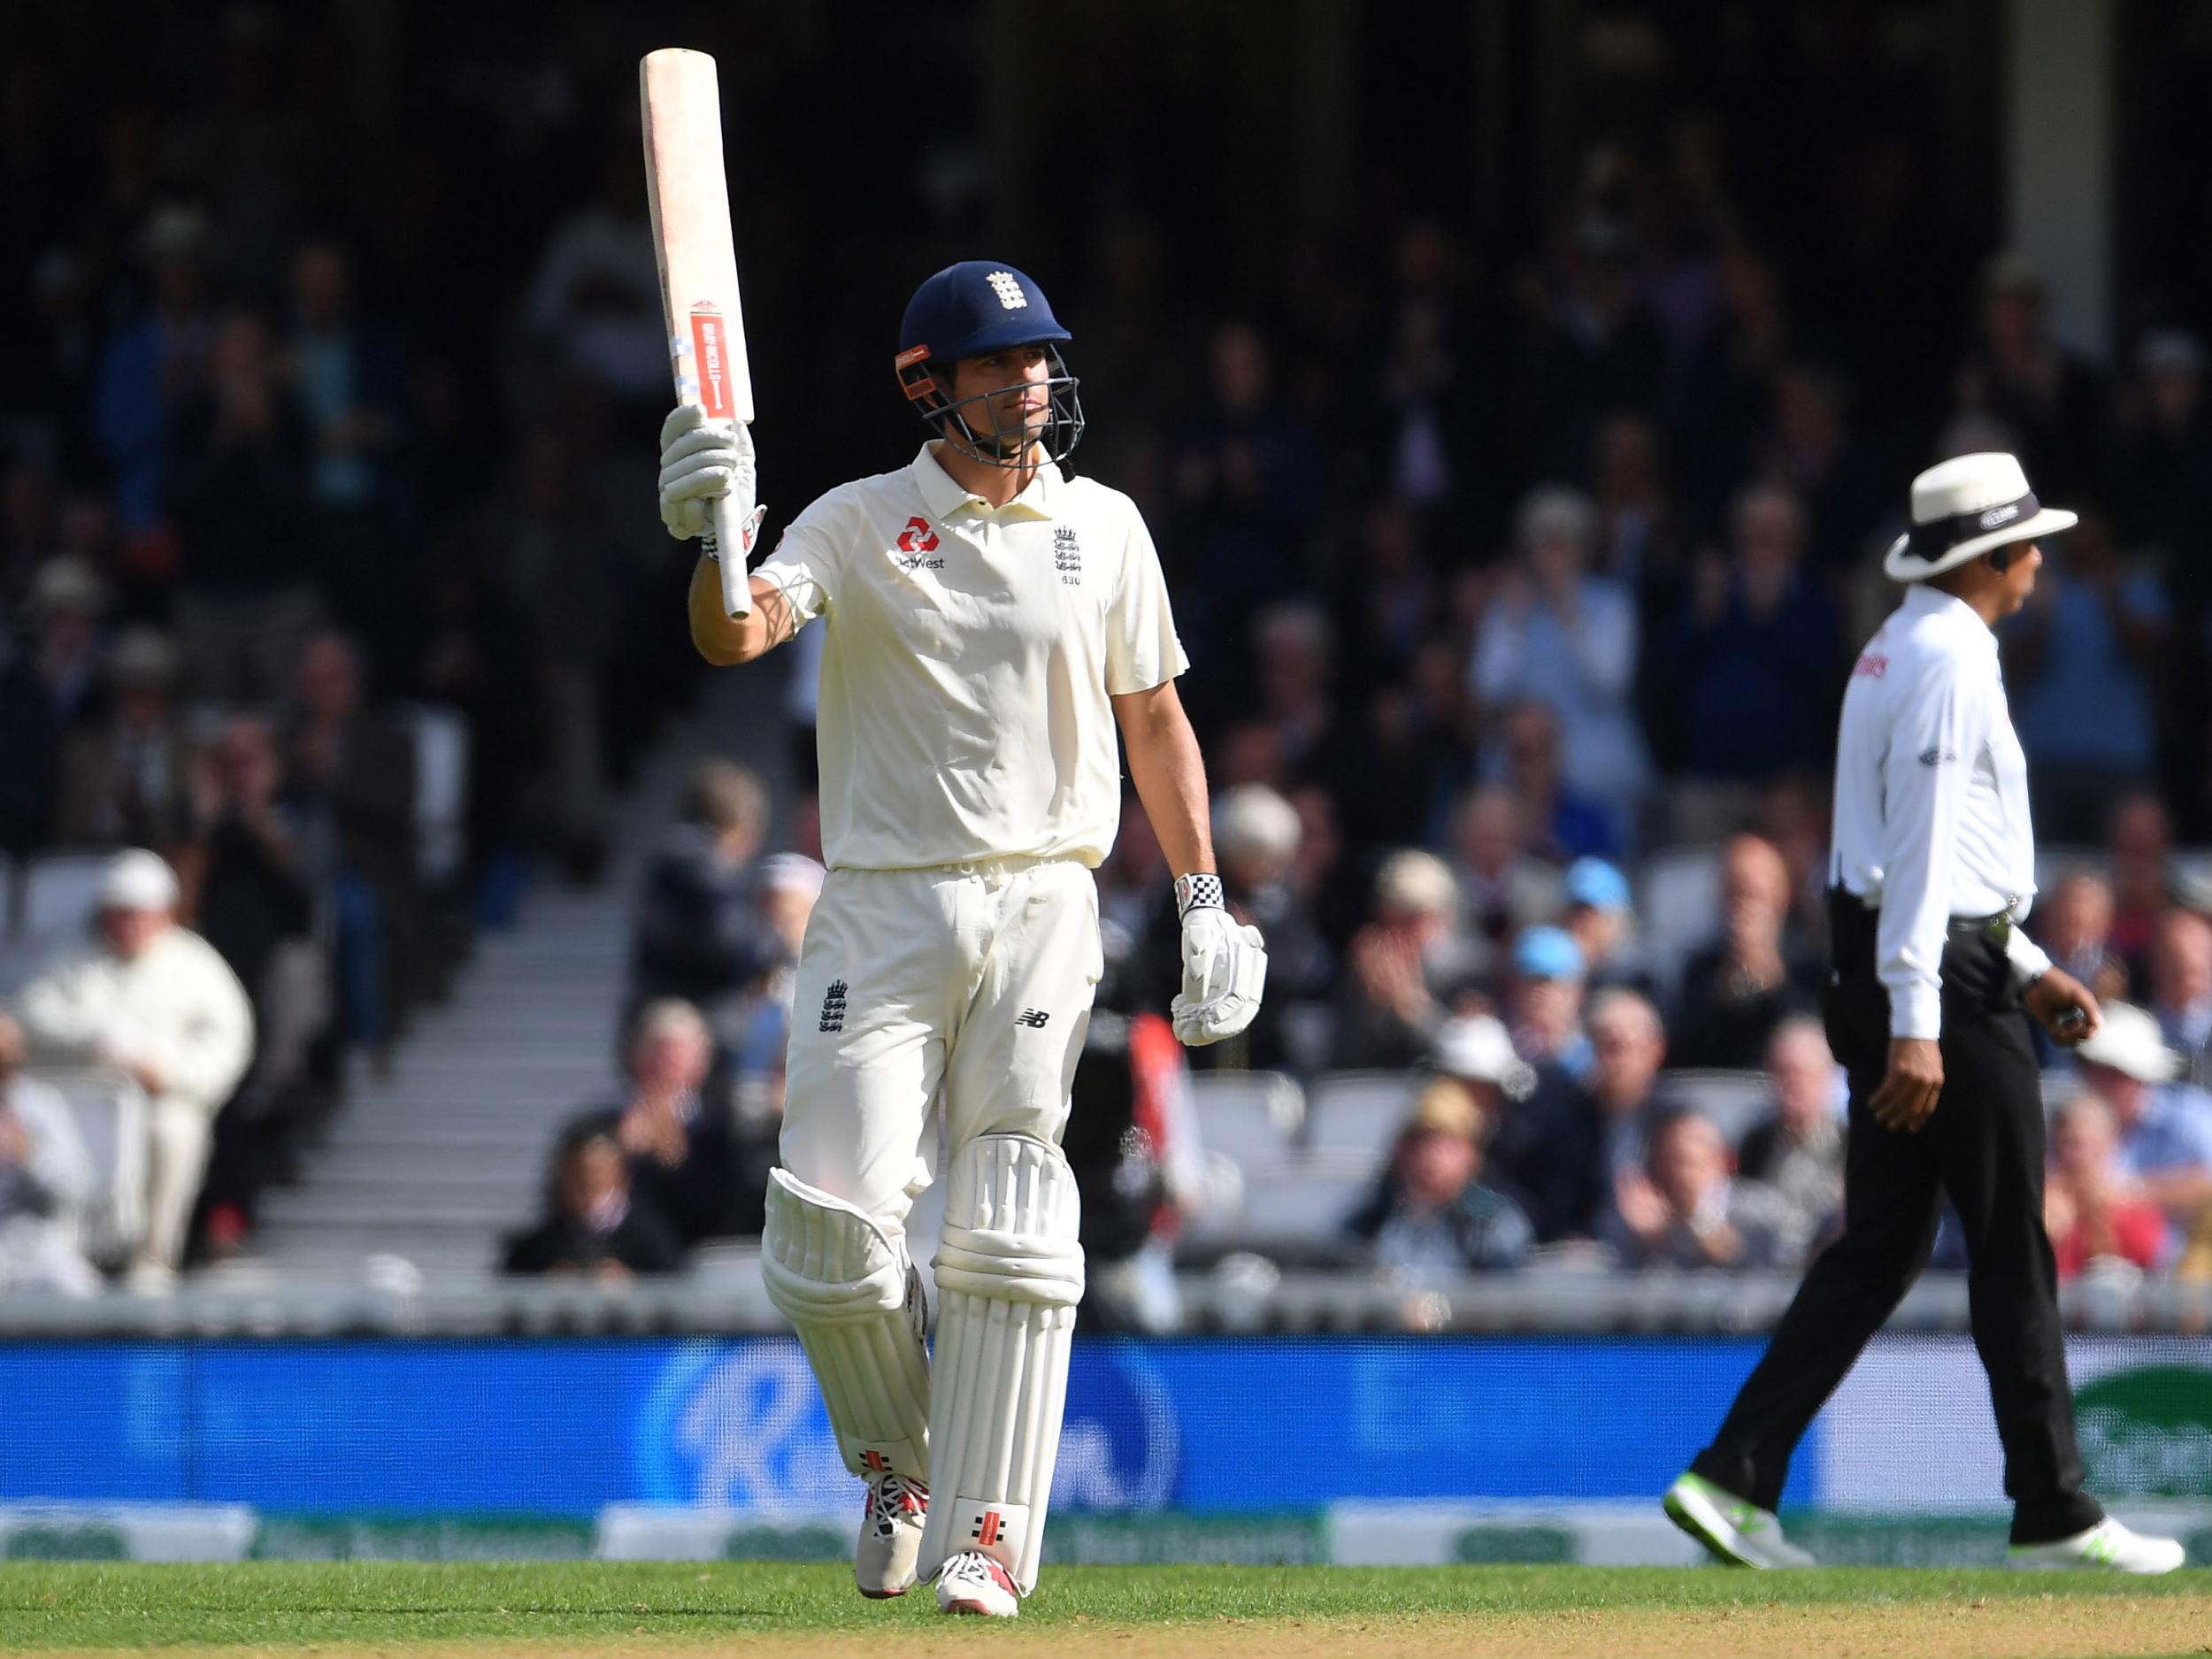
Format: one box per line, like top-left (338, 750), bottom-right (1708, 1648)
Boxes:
top-left (6, 7), bottom-right (2212, 1297)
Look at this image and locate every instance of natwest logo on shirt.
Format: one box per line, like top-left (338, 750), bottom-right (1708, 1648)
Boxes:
top-left (896, 517), bottom-right (939, 555)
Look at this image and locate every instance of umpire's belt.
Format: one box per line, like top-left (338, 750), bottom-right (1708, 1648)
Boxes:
top-left (1947, 910), bottom-right (2014, 946)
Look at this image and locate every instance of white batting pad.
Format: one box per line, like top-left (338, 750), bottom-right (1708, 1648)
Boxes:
top-left (760, 1167), bottom-right (933, 1481)
top-left (917, 1133), bottom-right (1085, 1595)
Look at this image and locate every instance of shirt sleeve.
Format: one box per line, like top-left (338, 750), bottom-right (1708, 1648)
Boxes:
top-left (1877, 655), bottom-right (1993, 1040)
top-left (1105, 503), bottom-right (1189, 695)
top-left (750, 489), bottom-right (852, 630)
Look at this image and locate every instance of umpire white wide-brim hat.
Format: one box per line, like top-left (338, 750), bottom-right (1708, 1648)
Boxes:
top-left (1882, 451), bottom-right (2078, 582)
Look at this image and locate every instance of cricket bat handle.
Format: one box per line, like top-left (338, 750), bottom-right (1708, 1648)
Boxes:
top-left (707, 488), bottom-right (751, 618)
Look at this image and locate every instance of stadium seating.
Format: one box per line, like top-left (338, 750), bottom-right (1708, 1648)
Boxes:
top-left (19, 852), bottom-right (111, 943)
top-left (1186, 1070), bottom-right (1302, 1169)
top-left (1302, 1070), bottom-right (1415, 1165)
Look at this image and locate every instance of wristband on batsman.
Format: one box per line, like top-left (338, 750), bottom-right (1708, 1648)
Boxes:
top-left (1174, 872), bottom-right (1225, 917)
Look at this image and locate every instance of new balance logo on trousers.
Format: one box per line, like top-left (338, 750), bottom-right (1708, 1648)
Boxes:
top-left (1014, 1009), bottom-right (1049, 1028)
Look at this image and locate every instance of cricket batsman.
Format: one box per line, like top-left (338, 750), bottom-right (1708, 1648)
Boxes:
top-left (657, 262), bottom-right (1266, 1616)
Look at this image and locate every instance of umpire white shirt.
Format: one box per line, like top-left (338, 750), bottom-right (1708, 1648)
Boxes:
top-left (755, 444), bottom-right (1187, 872)
top-left (1831, 584), bottom-right (2052, 1040)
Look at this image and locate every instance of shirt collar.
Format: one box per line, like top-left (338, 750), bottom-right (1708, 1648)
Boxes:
top-left (1900, 582), bottom-right (1997, 649)
top-left (911, 442), bottom-right (1061, 522)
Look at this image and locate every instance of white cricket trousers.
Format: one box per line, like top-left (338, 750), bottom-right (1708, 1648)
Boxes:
top-left (136, 1095), bottom-right (214, 1272)
top-left (780, 857), bottom-right (1102, 1231)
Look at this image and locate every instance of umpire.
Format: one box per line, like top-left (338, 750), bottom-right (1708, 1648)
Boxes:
top-left (1664, 453), bottom-right (2185, 1575)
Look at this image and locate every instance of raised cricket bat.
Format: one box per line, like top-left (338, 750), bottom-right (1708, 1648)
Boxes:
top-left (641, 47), bottom-right (756, 618)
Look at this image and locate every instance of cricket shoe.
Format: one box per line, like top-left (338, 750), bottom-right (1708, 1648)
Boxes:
top-left (935, 1550), bottom-right (1020, 1617)
top-left (1664, 1472), bottom-right (1817, 1568)
top-left (855, 1472), bottom-right (927, 1598)
top-left (2007, 1518), bottom-right (2186, 1574)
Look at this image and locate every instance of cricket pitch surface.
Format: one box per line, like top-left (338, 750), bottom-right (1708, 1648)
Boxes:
top-left (6, 1563), bottom-right (2212, 1658)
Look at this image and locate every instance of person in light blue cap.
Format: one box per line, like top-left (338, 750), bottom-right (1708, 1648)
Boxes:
top-left (1508, 924), bottom-right (1592, 1079)
top-left (1562, 856), bottom-right (1654, 995)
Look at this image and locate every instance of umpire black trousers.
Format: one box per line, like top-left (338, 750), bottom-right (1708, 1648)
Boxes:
top-left (1689, 890), bottom-right (2104, 1544)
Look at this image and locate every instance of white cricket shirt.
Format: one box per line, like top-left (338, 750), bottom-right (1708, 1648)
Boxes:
top-left (1831, 583), bottom-right (2052, 1039)
top-left (754, 444), bottom-right (1188, 872)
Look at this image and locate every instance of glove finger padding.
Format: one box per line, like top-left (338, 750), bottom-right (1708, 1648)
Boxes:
top-left (659, 402), bottom-right (708, 449)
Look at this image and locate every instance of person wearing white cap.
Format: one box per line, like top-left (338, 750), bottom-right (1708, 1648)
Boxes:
top-left (12, 849), bottom-right (254, 1286)
top-left (2070, 1002), bottom-right (2212, 1225)
top-left (1667, 453), bottom-right (2185, 1575)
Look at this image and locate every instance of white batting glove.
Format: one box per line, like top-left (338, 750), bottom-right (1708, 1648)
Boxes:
top-left (1171, 873), bottom-right (1268, 1047)
top-left (658, 403), bottom-right (764, 552)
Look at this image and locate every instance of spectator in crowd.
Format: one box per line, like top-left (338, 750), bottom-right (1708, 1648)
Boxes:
top-left (12, 850), bottom-right (253, 1286)
top-left (1758, 365), bottom-right (1888, 577)
top-left (1212, 783), bottom-right (1331, 1072)
top-left (93, 203), bottom-right (215, 531)
top-left (628, 758), bottom-right (776, 1022)
top-left (1432, 1010), bottom-right (1537, 1119)
top-left (1594, 413), bottom-right (1683, 607)
top-left (2105, 792), bottom-right (2172, 975)
top-left (288, 241), bottom-right (408, 671)
top-left (1448, 784), bottom-right (1563, 968)
top-left (2044, 1095), bottom-right (2169, 1280)
top-left (1560, 856), bottom-right (1648, 994)
top-left (1346, 1076), bottom-right (1533, 1278)
top-left (1489, 698), bottom-right (1620, 863)
top-left (1471, 486), bottom-right (1649, 826)
top-left (0, 1012), bottom-right (100, 1295)
top-left (1669, 833), bottom-right (1822, 1069)
top-left (1346, 635), bottom-right (1478, 862)
top-left (1370, 220), bottom-right (1493, 518)
top-left (1249, 600), bottom-right (1355, 802)
top-left (1653, 483), bottom-right (1839, 819)
top-left (56, 628), bottom-right (190, 851)
top-left (2032, 872), bottom-right (2126, 1006)
top-left (1339, 499), bottom-right (1437, 700)
top-left (1525, 213), bottom-right (1666, 485)
top-left (1171, 326), bottom-right (1325, 676)
top-left (1602, 1108), bottom-right (1794, 1271)
top-left (1503, 925), bottom-right (1590, 1073)
top-left (521, 147), bottom-right (670, 410)
top-left (2111, 331), bottom-right (2212, 638)
top-left (1954, 252), bottom-right (2106, 503)
top-left (1096, 794), bottom-right (1171, 951)
top-left (283, 630), bottom-right (424, 1054)
top-left (1493, 987), bottom-right (1671, 1241)
top-left (2070, 1003), bottom-right (2212, 1226)
top-left (501, 1119), bottom-right (683, 1279)
top-left (165, 308), bottom-right (319, 704)
top-left (1065, 926), bottom-right (1210, 1333)
top-left (2006, 513), bottom-right (2171, 841)
top-left (2151, 910), bottom-right (2212, 1088)
top-left (1332, 849), bottom-right (1466, 1071)
top-left (721, 852), bottom-right (828, 1146)
top-left (583, 999), bottom-right (747, 1248)
top-left (186, 713), bottom-right (325, 1242)
top-left (1735, 1016), bottom-right (1846, 1256)
top-left (0, 557), bottom-right (109, 853)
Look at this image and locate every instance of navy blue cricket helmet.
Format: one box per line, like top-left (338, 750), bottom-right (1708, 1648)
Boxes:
top-left (895, 261), bottom-right (1084, 468)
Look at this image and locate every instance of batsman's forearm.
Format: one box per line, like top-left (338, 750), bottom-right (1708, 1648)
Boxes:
top-left (688, 558), bottom-right (788, 664)
top-left (1118, 687), bottom-right (1214, 877)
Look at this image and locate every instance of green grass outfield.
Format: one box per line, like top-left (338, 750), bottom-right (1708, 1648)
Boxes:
top-left (4, 1562), bottom-right (2212, 1654)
